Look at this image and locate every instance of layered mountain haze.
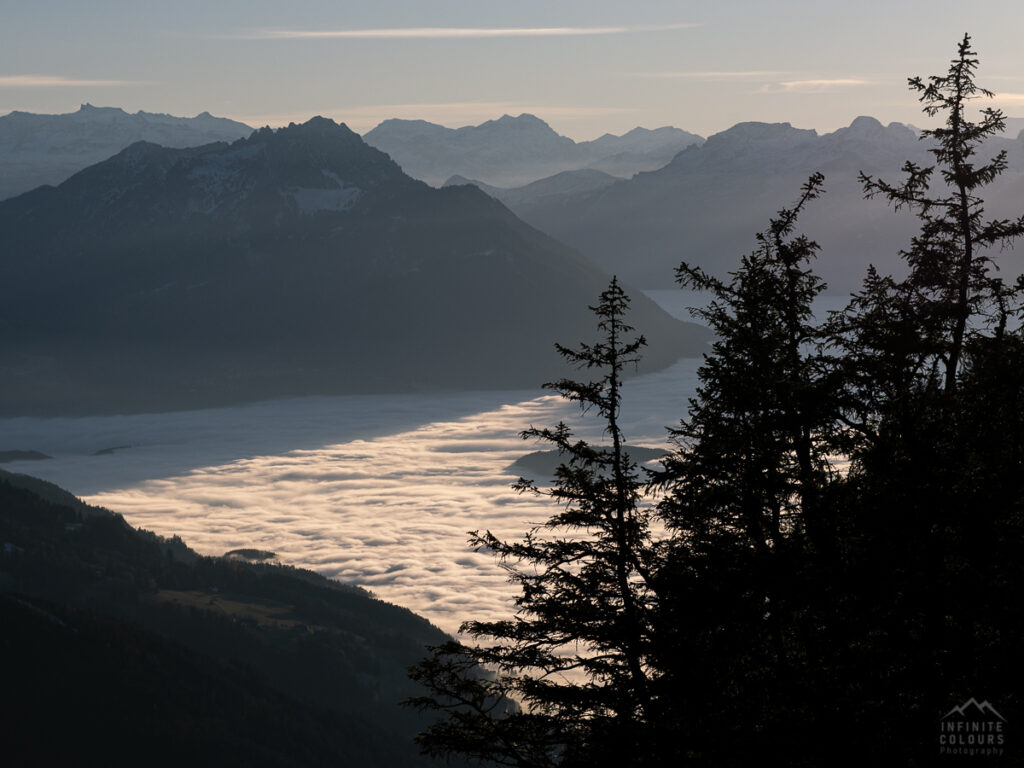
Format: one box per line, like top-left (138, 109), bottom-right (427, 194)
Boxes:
top-left (458, 116), bottom-right (1024, 292)
top-left (0, 116), bottom-right (707, 415)
top-left (0, 104), bottom-right (254, 201)
top-left (363, 113), bottom-right (704, 187)
top-left (1000, 117), bottom-right (1024, 139)
top-left (443, 168), bottom-right (621, 209)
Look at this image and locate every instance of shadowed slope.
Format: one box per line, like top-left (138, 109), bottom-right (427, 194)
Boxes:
top-left (0, 117), bottom-right (708, 415)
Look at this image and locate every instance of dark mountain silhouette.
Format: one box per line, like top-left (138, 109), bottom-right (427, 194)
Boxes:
top-left (0, 469), bottom-right (464, 766)
top-left (0, 117), bottom-right (708, 415)
top-left (481, 116), bottom-right (1024, 292)
top-left (0, 104), bottom-right (253, 201)
top-left (364, 113), bottom-right (703, 187)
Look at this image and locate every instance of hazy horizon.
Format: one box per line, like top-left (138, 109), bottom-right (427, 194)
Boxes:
top-left (0, 101), bottom-right (961, 142)
top-left (5, 3), bottom-right (1024, 141)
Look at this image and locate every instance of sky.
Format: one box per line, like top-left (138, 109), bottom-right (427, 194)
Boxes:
top-left (3, 1), bottom-right (1024, 141)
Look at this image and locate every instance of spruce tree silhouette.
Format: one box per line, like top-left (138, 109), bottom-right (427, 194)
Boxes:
top-left (650, 174), bottom-right (848, 763)
top-left (821, 34), bottom-right (1024, 762)
top-left (854, 32), bottom-right (1024, 395)
top-left (407, 278), bottom-right (660, 768)
top-left (408, 35), bottom-right (1024, 768)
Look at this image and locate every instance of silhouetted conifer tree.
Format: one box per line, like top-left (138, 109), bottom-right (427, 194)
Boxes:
top-left (410, 35), bottom-right (1024, 768)
top-left (650, 174), bottom-right (849, 763)
top-left (662, 172), bottom-right (837, 556)
top-left (853, 32), bottom-right (1024, 395)
top-left (408, 278), bottom-right (661, 767)
top-left (821, 33), bottom-right (1024, 762)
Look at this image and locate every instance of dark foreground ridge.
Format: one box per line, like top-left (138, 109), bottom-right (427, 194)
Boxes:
top-left (0, 468), bottom-right (461, 767)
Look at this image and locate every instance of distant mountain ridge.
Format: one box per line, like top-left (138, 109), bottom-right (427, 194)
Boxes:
top-left (474, 115), bottom-right (1024, 292)
top-left (0, 104), bottom-right (253, 200)
top-left (363, 113), bottom-right (704, 187)
top-left (0, 116), bottom-right (708, 415)
top-left (443, 168), bottom-right (621, 208)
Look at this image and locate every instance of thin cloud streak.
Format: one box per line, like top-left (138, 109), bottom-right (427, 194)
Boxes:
top-left (761, 78), bottom-right (872, 94)
top-left (238, 23), bottom-right (698, 41)
top-left (632, 70), bottom-right (789, 81)
top-left (0, 75), bottom-right (141, 88)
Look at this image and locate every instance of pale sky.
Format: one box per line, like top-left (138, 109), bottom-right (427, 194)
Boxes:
top-left (3, 1), bottom-right (1024, 139)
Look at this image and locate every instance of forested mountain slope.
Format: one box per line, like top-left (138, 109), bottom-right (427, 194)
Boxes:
top-left (0, 468), bottom-right (460, 767)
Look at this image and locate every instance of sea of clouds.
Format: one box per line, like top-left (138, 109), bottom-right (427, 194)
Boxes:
top-left (0, 291), bottom-right (855, 635)
top-left (0, 355), bottom-right (700, 636)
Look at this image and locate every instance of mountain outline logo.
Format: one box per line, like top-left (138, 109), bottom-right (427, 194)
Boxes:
top-left (943, 698), bottom-right (1006, 722)
top-left (939, 697), bottom-right (1007, 758)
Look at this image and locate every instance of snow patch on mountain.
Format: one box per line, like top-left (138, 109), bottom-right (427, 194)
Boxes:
top-left (286, 185), bottom-right (361, 215)
top-left (282, 169), bottom-right (362, 214)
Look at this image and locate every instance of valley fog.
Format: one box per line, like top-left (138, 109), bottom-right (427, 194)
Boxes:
top-left (0, 292), bottom-right (851, 635)
top-left (1, 361), bottom-right (701, 636)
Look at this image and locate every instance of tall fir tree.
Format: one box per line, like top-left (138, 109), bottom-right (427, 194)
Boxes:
top-left (651, 174), bottom-right (845, 763)
top-left (408, 278), bottom-right (661, 768)
top-left (853, 32), bottom-right (1024, 396)
top-left (824, 33), bottom-right (1024, 761)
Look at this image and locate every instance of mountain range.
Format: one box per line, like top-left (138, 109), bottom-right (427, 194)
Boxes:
top-left (0, 107), bottom-right (707, 199)
top-left (0, 117), bottom-right (707, 415)
top-left (13, 106), bottom-right (1020, 413)
top-left (363, 113), bottom-right (704, 187)
top-left (451, 116), bottom-right (1024, 292)
top-left (0, 104), bottom-right (254, 201)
